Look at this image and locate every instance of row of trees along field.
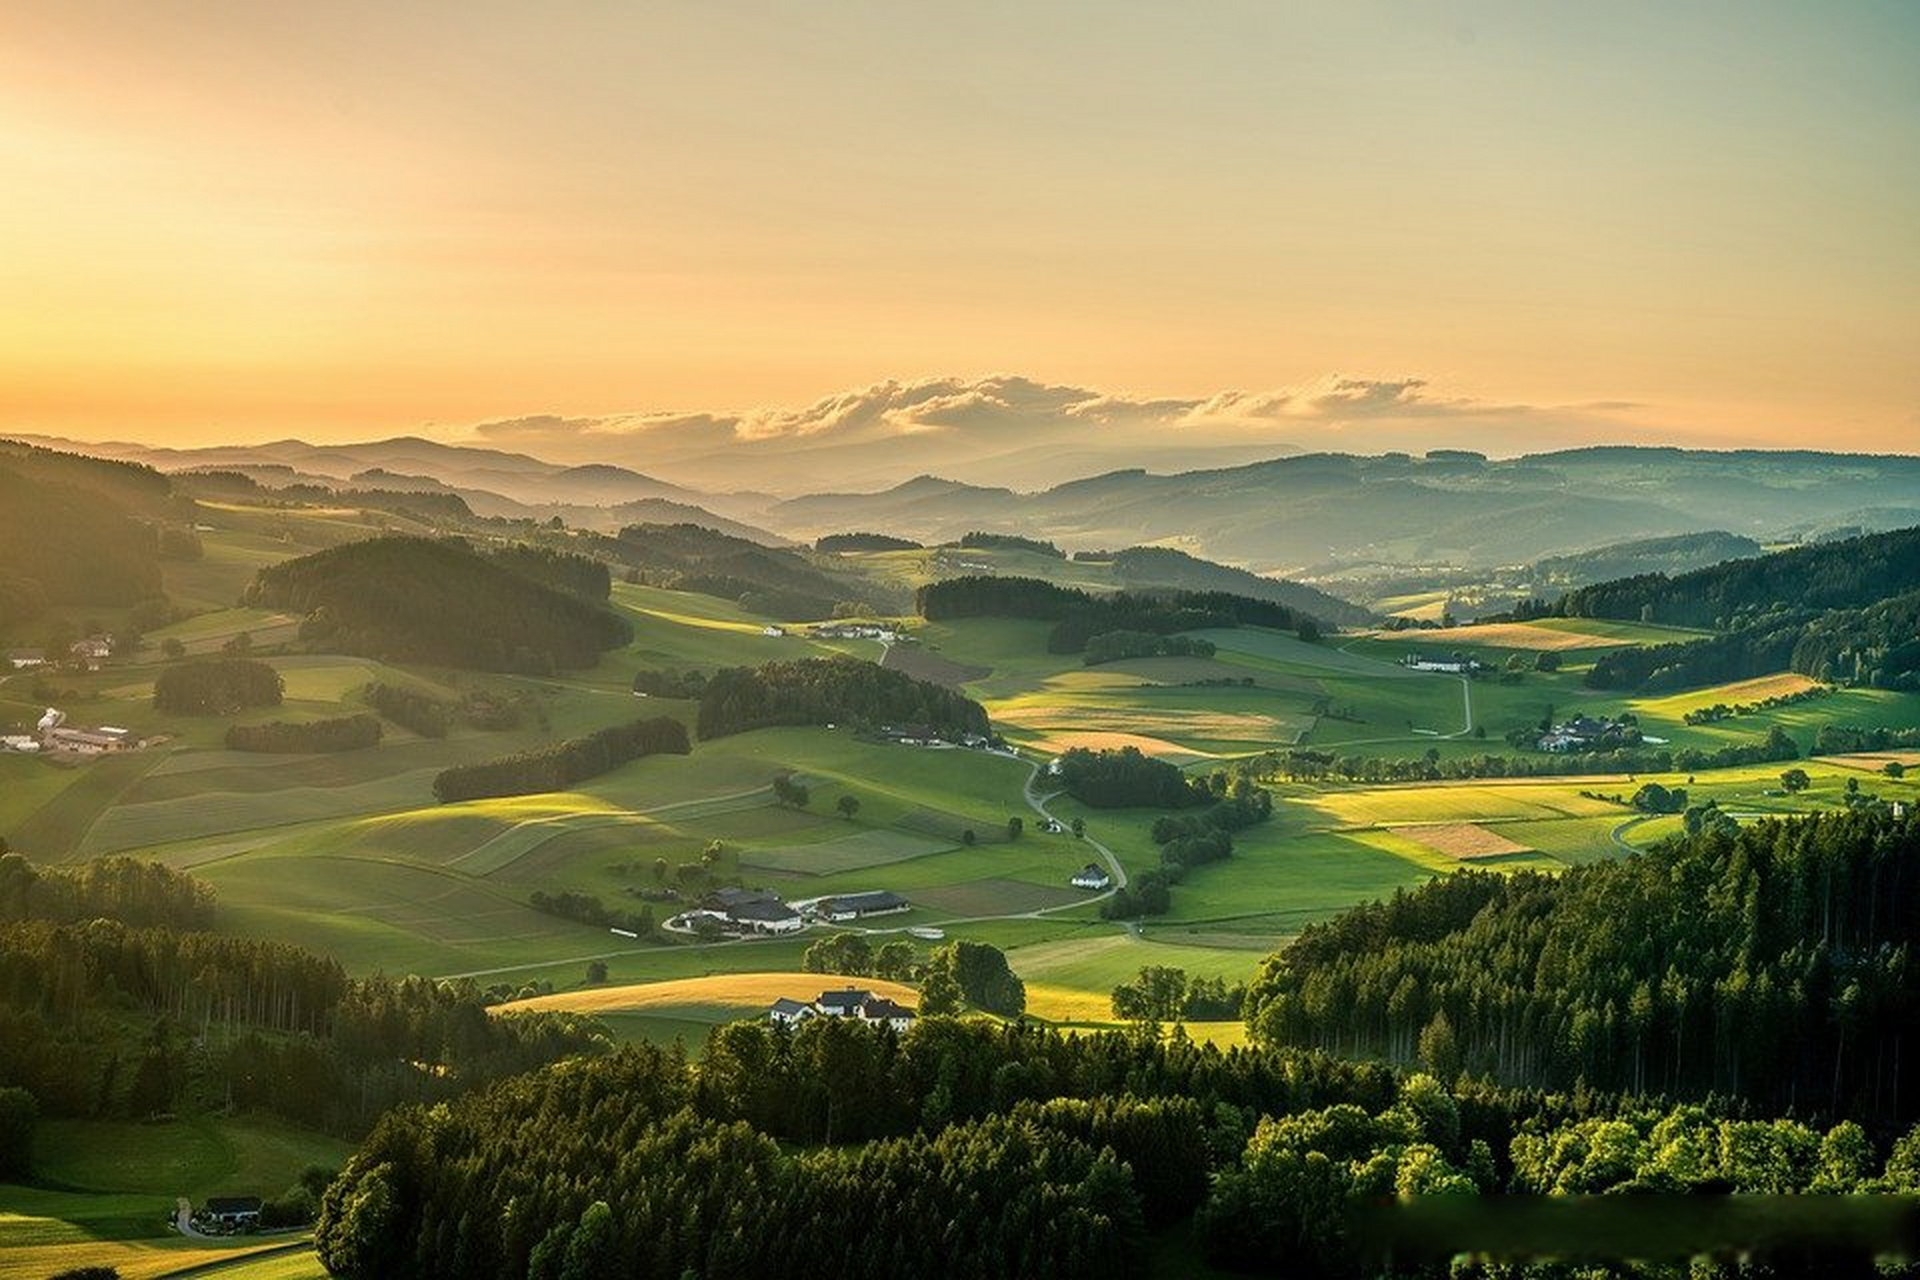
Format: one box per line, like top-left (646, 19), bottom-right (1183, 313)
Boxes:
top-left (225, 713), bottom-right (381, 753)
top-left (317, 1010), bottom-right (1920, 1280)
top-left (363, 681), bottom-right (532, 737)
top-left (152, 656), bottom-right (284, 714)
top-left (913, 575), bottom-right (1323, 652)
top-left (243, 536), bottom-right (631, 672)
top-left (695, 656), bottom-right (989, 740)
top-left (1246, 810), bottom-right (1920, 1123)
top-left (0, 857), bottom-right (603, 1134)
top-left (431, 716), bottom-right (690, 802)
top-left (1257, 725), bottom-right (1805, 783)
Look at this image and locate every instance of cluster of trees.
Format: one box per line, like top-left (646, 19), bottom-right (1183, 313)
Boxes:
top-left (482, 543), bottom-right (611, 601)
top-left (1103, 777), bottom-right (1273, 921)
top-left (629, 668), bottom-right (708, 699)
top-left (1254, 728), bottom-right (1803, 784)
top-left (1081, 630), bottom-right (1216, 665)
top-left (816, 532), bottom-right (923, 552)
top-left (914, 575), bottom-right (1324, 654)
top-left (1683, 682), bottom-right (1831, 724)
top-left (527, 890), bottom-right (652, 937)
top-left (224, 714), bottom-right (381, 753)
top-left (431, 717), bottom-right (689, 803)
top-left (1247, 809), bottom-right (1920, 1121)
top-left (364, 681), bottom-right (454, 737)
top-left (1630, 781), bottom-right (1689, 813)
top-left (695, 656), bottom-right (989, 741)
top-left (799, 936), bottom-right (1023, 1017)
top-left (801, 932), bottom-right (921, 981)
top-left (245, 537), bottom-right (631, 672)
top-left (152, 657), bottom-right (283, 714)
top-left (1055, 746), bottom-right (1209, 809)
top-left (1109, 965), bottom-right (1246, 1022)
top-left (955, 531), bottom-right (1064, 557)
top-left (0, 853), bottom-right (213, 930)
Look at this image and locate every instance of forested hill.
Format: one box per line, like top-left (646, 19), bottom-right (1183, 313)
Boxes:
top-left (1104, 546), bottom-right (1373, 626)
top-left (0, 440), bottom-right (182, 618)
top-left (916, 575), bottom-right (1328, 652)
top-left (1246, 808), bottom-right (1919, 1122)
top-left (585, 522), bottom-right (868, 619)
top-left (1530, 530), bottom-right (1764, 589)
top-left (697, 656), bottom-right (989, 740)
top-left (1557, 525), bottom-right (1920, 629)
top-left (244, 536), bottom-right (631, 672)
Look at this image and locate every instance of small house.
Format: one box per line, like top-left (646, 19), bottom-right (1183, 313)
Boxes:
top-left (1070, 864), bottom-right (1112, 891)
top-left (5, 648), bottom-right (44, 670)
top-left (814, 988), bottom-right (874, 1018)
top-left (856, 997), bottom-right (916, 1032)
top-left (71, 636), bottom-right (114, 661)
top-left (204, 1196), bottom-right (262, 1230)
top-left (769, 997), bottom-right (817, 1026)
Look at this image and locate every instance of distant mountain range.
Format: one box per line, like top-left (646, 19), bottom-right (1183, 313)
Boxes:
top-left (11, 433), bottom-right (1920, 576)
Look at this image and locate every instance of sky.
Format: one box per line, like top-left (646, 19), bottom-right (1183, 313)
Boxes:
top-left (2, 0), bottom-right (1916, 460)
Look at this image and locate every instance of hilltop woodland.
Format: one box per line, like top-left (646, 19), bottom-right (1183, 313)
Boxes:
top-left (585, 522), bottom-right (867, 619)
top-left (244, 536), bottom-right (631, 672)
top-left (319, 813), bottom-right (1920, 1279)
top-left (1504, 526), bottom-right (1920, 692)
top-left (0, 441), bottom-right (181, 624)
top-left (915, 575), bottom-right (1327, 653)
top-left (695, 656), bottom-right (990, 741)
top-left (0, 856), bottom-right (602, 1138)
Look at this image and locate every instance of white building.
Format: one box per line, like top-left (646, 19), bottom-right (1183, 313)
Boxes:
top-left (1070, 864), bottom-right (1112, 891)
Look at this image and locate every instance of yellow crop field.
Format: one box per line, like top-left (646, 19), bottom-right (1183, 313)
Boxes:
top-left (495, 971), bottom-right (919, 1016)
top-left (0, 1238), bottom-right (301, 1280)
top-left (1392, 822), bottom-right (1534, 859)
top-left (1633, 672), bottom-right (1824, 717)
top-left (1368, 621), bottom-right (1627, 651)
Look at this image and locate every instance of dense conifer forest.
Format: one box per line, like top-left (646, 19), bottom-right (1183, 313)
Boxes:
top-left (1247, 810), bottom-right (1919, 1122)
top-left (914, 575), bottom-right (1324, 653)
top-left (695, 657), bottom-right (989, 741)
top-left (244, 536), bottom-right (632, 671)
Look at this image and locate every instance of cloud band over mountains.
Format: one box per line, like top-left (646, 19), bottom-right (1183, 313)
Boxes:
top-left (462, 373), bottom-right (1643, 492)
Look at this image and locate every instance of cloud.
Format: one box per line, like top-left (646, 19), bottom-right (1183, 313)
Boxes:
top-left (453, 372), bottom-right (1648, 491)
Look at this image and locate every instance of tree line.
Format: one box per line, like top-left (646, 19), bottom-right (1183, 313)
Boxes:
top-left (1082, 630), bottom-right (1216, 665)
top-left (0, 853), bottom-right (213, 930)
top-left (1254, 727), bottom-right (1804, 784)
top-left (816, 531), bottom-right (924, 552)
top-left (225, 713), bottom-right (381, 753)
top-left (432, 717), bottom-right (690, 803)
top-left (695, 656), bottom-right (989, 741)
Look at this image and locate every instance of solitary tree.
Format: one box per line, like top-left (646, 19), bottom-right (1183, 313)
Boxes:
top-left (585, 960), bottom-right (608, 984)
top-left (1071, 817), bottom-right (1086, 838)
top-left (836, 794), bottom-right (861, 821)
top-left (1887, 762), bottom-right (1907, 779)
top-left (1006, 815), bottom-right (1023, 840)
top-left (161, 637), bottom-right (186, 659)
top-left (1780, 768), bottom-right (1811, 794)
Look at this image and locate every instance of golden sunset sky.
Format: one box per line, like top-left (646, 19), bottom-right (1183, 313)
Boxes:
top-left (2, 1), bottom-right (1915, 454)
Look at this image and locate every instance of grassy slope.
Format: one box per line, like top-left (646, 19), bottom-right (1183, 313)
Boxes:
top-left (0, 1115), bottom-right (349, 1280)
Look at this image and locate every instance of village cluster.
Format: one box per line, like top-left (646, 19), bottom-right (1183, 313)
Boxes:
top-left (669, 886), bottom-right (915, 937)
top-left (6, 633), bottom-right (115, 671)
